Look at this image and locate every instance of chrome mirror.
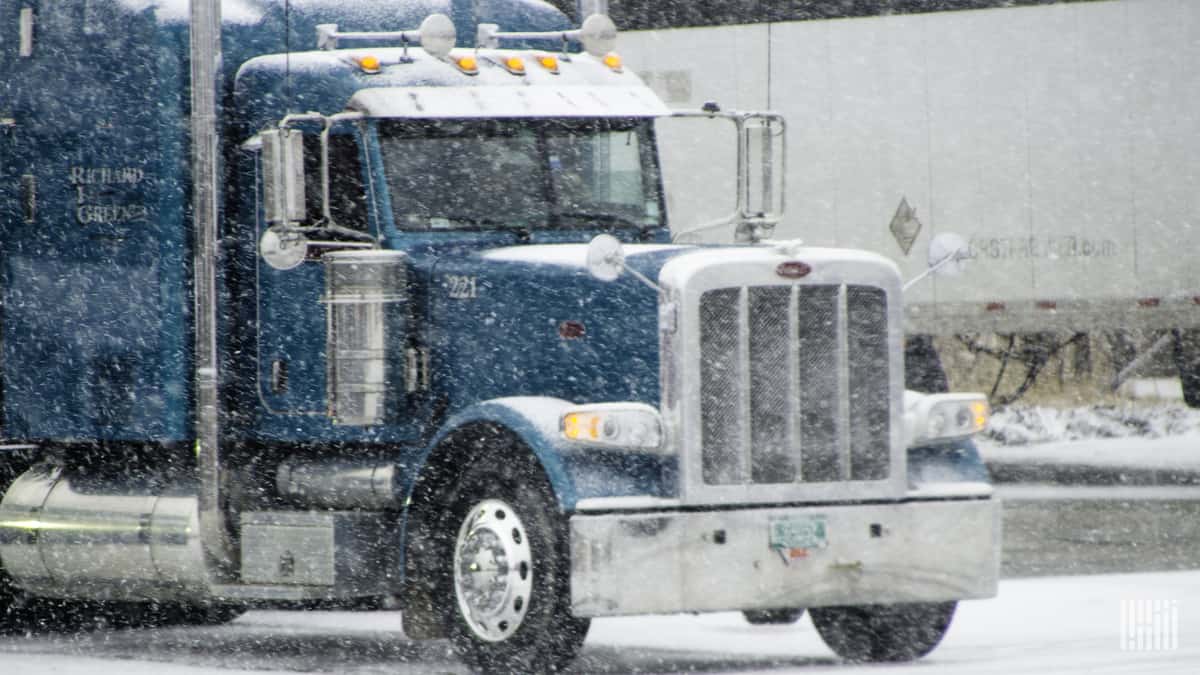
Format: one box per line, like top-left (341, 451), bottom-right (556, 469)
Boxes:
top-left (586, 233), bottom-right (625, 282)
top-left (928, 232), bottom-right (971, 277)
top-left (261, 128), bottom-right (306, 225)
top-left (579, 14), bottom-right (618, 57)
top-left (259, 226), bottom-right (308, 270)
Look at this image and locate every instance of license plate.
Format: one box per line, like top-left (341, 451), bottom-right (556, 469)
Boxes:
top-left (769, 515), bottom-right (828, 550)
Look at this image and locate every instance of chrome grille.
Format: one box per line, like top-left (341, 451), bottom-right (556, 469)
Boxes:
top-left (698, 284), bottom-right (890, 485)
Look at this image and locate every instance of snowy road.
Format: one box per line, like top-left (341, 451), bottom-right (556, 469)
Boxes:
top-left (3, 429), bottom-right (1198, 674)
top-left (0, 570), bottom-right (1195, 674)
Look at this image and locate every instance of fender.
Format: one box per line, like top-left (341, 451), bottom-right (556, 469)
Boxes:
top-left (413, 396), bottom-right (581, 509)
top-left (411, 396), bottom-right (676, 512)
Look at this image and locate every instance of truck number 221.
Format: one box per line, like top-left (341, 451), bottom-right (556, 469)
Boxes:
top-left (446, 275), bottom-right (478, 299)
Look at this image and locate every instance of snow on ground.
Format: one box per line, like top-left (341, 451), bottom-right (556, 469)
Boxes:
top-left (984, 400), bottom-right (1200, 447)
top-left (0, 570), bottom-right (1196, 674)
top-left (980, 433), bottom-right (1200, 472)
top-left (585, 570), bottom-right (1200, 674)
top-left (977, 394), bottom-right (1200, 472)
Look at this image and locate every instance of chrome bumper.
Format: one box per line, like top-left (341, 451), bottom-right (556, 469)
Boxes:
top-left (569, 497), bottom-right (1000, 617)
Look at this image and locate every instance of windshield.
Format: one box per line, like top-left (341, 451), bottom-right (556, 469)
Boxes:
top-left (378, 118), bottom-right (664, 232)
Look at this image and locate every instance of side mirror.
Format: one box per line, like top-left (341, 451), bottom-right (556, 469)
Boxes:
top-left (261, 128), bottom-right (306, 225)
top-left (738, 113), bottom-right (785, 237)
top-left (659, 108), bottom-right (786, 244)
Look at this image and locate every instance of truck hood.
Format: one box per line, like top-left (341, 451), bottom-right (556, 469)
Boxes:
top-left (426, 243), bottom-right (695, 412)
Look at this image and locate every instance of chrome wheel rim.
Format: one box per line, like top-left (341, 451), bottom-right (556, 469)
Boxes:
top-left (453, 498), bottom-right (533, 642)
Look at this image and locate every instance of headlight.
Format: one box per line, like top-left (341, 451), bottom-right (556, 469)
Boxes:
top-left (905, 392), bottom-right (989, 445)
top-left (561, 403), bottom-right (664, 452)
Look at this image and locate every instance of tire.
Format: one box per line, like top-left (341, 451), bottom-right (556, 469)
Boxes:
top-left (1174, 329), bottom-right (1200, 408)
top-left (904, 334), bottom-right (949, 394)
top-left (810, 601), bottom-right (956, 663)
top-left (0, 571), bottom-right (102, 635)
top-left (124, 602), bottom-right (245, 628)
top-left (440, 453), bottom-right (589, 674)
top-left (743, 608), bottom-right (805, 625)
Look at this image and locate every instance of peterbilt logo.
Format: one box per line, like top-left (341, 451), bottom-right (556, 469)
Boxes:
top-left (776, 261), bottom-right (811, 279)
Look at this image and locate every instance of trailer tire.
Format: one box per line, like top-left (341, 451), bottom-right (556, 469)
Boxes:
top-left (1174, 329), bottom-right (1200, 408)
top-left (441, 453), bottom-right (589, 674)
top-left (743, 608), bottom-right (805, 625)
top-left (810, 601), bottom-right (956, 663)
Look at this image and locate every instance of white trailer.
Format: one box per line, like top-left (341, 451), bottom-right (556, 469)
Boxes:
top-left (621, 0), bottom-right (1200, 401)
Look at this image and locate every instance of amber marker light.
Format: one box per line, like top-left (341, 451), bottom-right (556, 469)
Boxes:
top-left (503, 56), bottom-right (526, 74)
top-left (454, 54), bottom-right (479, 75)
top-left (602, 52), bottom-right (623, 72)
top-left (356, 55), bottom-right (381, 74)
top-left (971, 400), bottom-right (990, 430)
top-left (537, 54), bottom-right (560, 73)
top-left (562, 412), bottom-right (601, 442)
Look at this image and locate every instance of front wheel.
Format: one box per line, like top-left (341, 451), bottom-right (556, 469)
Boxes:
top-left (743, 608), bottom-right (805, 625)
top-left (810, 601), bottom-right (956, 663)
top-left (1175, 329), bottom-right (1200, 408)
top-left (443, 455), bottom-right (589, 674)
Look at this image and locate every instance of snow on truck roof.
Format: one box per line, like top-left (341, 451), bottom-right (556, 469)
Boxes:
top-left (350, 83), bottom-right (669, 118)
top-left (106, 0), bottom-right (511, 27)
top-left (239, 47), bottom-right (671, 119)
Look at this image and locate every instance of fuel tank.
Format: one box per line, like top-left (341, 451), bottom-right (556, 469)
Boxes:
top-left (0, 465), bottom-right (208, 600)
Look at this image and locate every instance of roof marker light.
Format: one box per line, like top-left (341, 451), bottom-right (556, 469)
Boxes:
top-left (602, 52), bottom-right (623, 72)
top-left (537, 55), bottom-right (560, 73)
top-left (502, 55), bottom-right (526, 75)
top-left (356, 55), bottom-right (381, 74)
top-left (454, 54), bottom-right (479, 75)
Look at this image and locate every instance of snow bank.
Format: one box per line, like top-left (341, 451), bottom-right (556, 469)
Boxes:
top-left (983, 402), bottom-right (1200, 446)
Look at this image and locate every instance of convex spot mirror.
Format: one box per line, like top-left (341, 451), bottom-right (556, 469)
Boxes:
top-left (579, 14), bottom-right (617, 57)
top-left (262, 128), bottom-right (306, 225)
top-left (260, 226), bottom-right (308, 270)
top-left (586, 233), bottom-right (625, 282)
top-left (927, 232), bottom-right (971, 277)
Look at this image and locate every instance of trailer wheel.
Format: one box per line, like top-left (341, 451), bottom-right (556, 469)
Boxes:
top-left (743, 608), bottom-right (805, 625)
top-left (1174, 329), bottom-right (1200, 408)
top-left (810, 601), bottom-right (956, 662)
top-left (443, 455), bottom-right (589, 674)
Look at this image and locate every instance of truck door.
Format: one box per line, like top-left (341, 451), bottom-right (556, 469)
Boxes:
top-left (255, 132), bottom-right (373, 416)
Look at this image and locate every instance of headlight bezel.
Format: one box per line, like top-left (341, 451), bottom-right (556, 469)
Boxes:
top-left (904, 391), bottom-right (990, 446)
top-left (560, 403), bottom-right (665, 453)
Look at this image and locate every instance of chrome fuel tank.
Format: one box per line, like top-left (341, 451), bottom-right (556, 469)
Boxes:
top-left (0, 466), bottom-right (208, 600)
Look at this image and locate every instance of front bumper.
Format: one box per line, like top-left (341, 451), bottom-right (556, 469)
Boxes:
top-left (569, 497), bottom-right (1000, 617)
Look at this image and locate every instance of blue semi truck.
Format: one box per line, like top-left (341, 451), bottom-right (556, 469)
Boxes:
top-left (0, 0), bottom-right (999, 671)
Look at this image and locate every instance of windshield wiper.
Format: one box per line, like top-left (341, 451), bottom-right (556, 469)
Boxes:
top-left (438, 215), bottom-right (521, 228)
top-left (437, 215), bottom-right (533, 239)
top-left (552, 211), bottom-right (645, 229)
